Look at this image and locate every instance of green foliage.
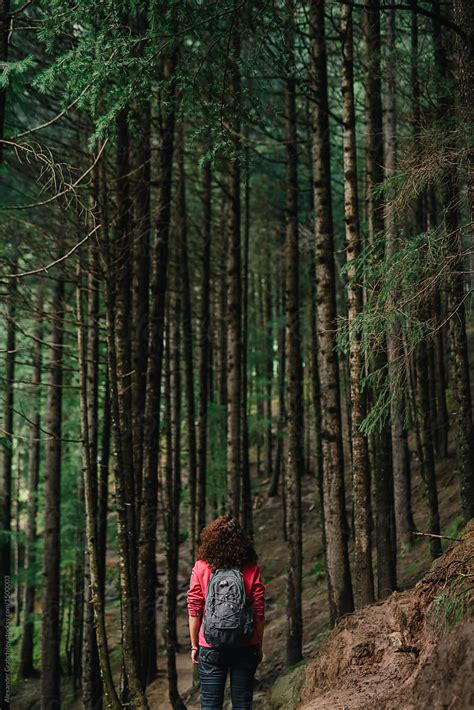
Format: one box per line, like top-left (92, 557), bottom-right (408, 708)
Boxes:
top-left (0, 57), bottom-right (35, 89)
top-left (442, 516), bottom-right (465, 552)
top-left (337, 224), bottom-right (455, 434)
top-left (434, 580), bottom-right (472, 629)
top-left (307, 556), bottom-right (325, 582)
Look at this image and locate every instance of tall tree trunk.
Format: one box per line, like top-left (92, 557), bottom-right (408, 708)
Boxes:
top-left (269, 273), bottom-right (286, 498)
top-left (131, 106), bottom-right (151, 525)
top-left (82, 232), bottom-right (103, 709)
top-left (284, 0), bottom-right (303, 666)
top-left (98, 374), bottom-right (110, 597)
top-left (101, 137), bottom-right (147, 707)
top-left (241, 146), bottom-right (253, 535)
top-left (14, 448), bottom-right (22, 628)
top-left (71, 539), bottom-right (84, 691)
top-left (0, 258), bottom-right (16, 706)
top-left (197, 160), bottom-right (212, 541)
top-left (0, 0), bottom-right (10, 164)
top-left (409, 4), bottom-right (441, 559)
top-left (427, 190), bottom-right (449, 460)
top-left (416, 345), bottom-right (442, 558)
top-left (363, 0), bottom-right (397, 597)
top-left (164, 292), bottom-right (186, 710)
top-left (341, 0), bottom-right (374, 608)
top-left (77, 261), bottom-right (120, 709)
top-left (113, 111), bottom-right (143, 700)
top-left (452, 0), bottom-right (474, 258)
top-left (19, 292), bottom-right (43, 678)
top-left (383, 5), bottom-right (414, 552)
top-left (138, 52), bottom-right (176, 686)
top-left (226, 2), bottom-right (243, 518)
top-left (176, 123), bottom-right (198, 559)
top-left (432, 0), bottom-right (474, 521)
top-left (41, 277), bottom-right (65, 710)
top-left (310, 0), bottom-right (354, 624)
top-left (264, 264), bottom-right (273, 486)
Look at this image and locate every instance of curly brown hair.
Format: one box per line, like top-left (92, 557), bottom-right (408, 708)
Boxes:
top-left (197, 515), bottom-right (257, 571)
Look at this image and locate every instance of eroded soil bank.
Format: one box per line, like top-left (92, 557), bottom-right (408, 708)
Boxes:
top-left (298, 522), bottom-right (474, 710)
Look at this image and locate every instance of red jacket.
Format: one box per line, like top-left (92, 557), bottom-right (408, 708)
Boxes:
top-left (187, 559), bottom-right (265, 648)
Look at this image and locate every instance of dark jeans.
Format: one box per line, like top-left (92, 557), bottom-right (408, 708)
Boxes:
top-left (198, 645), bottom-right (260, 710)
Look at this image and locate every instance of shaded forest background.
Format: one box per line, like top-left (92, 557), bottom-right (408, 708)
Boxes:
top-left (0, 0), bottom-right (473, 708)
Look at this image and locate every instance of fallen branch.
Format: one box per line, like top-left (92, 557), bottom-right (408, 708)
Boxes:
top-left (412, 531), bottom-right (462, 543)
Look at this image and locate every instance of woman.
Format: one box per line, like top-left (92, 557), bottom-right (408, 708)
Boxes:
top-left (187, 515), bottom-right (265, 710)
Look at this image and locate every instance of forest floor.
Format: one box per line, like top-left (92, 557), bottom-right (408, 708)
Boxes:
top-left (12, 445), bottom-right (472, 710)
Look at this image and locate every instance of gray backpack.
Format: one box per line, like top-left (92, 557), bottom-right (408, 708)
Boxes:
top-left (202, 568), bottom-right (254, 648)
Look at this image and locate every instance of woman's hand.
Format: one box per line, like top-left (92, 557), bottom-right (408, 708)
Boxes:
top-left (191, 647), bottom-right (199, 665)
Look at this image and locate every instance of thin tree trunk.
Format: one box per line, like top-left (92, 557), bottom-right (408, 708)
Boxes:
top-left (77, 261), bottom-right (121, 709)
top-left (131, 102), bottom-right (151, 526)
top-left (226, 8), bottom-right (243, 518)
top-left (432, 0), bottom-right (474, 521)
top-left (284, 0), bottom-right (303, 666)
top-left (98, 374), bottom-right (110, 597)
top-left (41, 277), bottom-right (65, 710)
top-left (452, 0), bottom-right (474, 276)
top-left (197, 160), bottom-right (212, 542)
top-left (72, 542), bottom-right (84, 691)
top-left (176, 123), bottom-right (198, 560)
top-left (269, 273), bottom-right (286, 498)
top-left (363, 0), bottom-right (397, 598)
top-left (139, 52), bottom-right (176, 686)
top-left (14, 448), bottom-right (22, 627)
top-left (165, 300), bottom-right (186, 710)
top-left (82, 231), bottom-right (102, 709)
top-left (241, 146), bottom-right (253, 535)
top-left (416, 344), bottom-right (442, 558)
top-left (383, 5), bottom-right (414, 553)
top-left (0, 0), bottom-right (10, 164)
top-left (341, 0), bottom-right (374, 607)
top-left (310, 0), bottom-right (354, 624)
top-left (19, 292), bottom-right (43, 678)
top-left (264, 264), bottom-right (273, 486)
top-left (0, 256), bottom-right (16, 706)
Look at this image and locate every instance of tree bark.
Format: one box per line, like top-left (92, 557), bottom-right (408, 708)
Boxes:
top-left (269, 271), bottom-right (286, 499)
top-left (176, 123), bottom-right (198, 560)
top-left (77, 261), bottom-right (120, 709)
top-left (19, 292), bottom-right (43, 678)
top-left (138, 51), bottom-right (176, 686)
top-left (131, 103), bottom-right (151, 526)
top-left (341, 0), bottom-right (374, 607)
top-left (432, 0), bottom-right (474, 522)
top-left (41, 277), bottom-right (65, 710)
top-left (284, 0), bottom-right (304, 666)
top-left (82, 230), bottom-right (103, 709)
top-left (0, 0), bottom-right (10, 164)
top-left (241, 146), bottom-right (253, 535)
top-left (101, 134), bottom-right (147, 706)
top-left (197, 160), bottom-right (212, 541)
top-left (226, 8), bottom-right (243, 519)
top-left (310, 0), bottom-right (354, 624)
top-left (363, 0), bottom-right (397, 598)
top-left (264, 263), bottom-right (273, 486)
top-left (164, 292), bottom-right (186, 710)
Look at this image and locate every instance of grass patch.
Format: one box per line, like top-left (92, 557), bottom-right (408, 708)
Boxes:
top-left (442, 515), bottom-right (465, 552)
top-left (306, 557), bottom-right (325, 582)
top-left (434, 577), bottom-right (473, 629)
